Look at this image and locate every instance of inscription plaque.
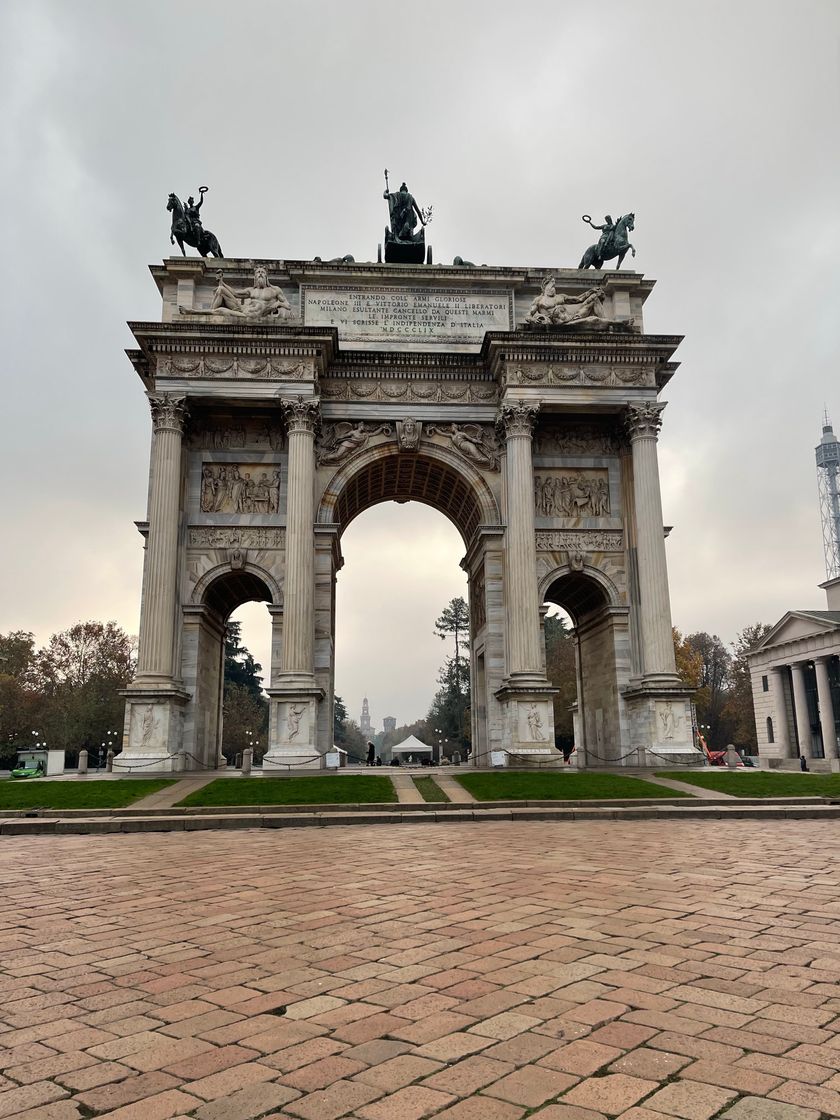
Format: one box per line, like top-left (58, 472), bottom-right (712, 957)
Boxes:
top-left (303, 285), bottom-right (512, 349)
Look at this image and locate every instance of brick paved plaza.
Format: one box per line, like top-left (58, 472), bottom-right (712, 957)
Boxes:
top-left (2, 821), bottom-right (840, 1120)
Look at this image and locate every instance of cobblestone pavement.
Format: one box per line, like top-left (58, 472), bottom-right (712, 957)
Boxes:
top-left (2, 821), bottom-right (840, 1120)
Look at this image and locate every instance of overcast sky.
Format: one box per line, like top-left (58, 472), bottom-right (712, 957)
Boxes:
top-left (1, 0), bottom-right (839, 732)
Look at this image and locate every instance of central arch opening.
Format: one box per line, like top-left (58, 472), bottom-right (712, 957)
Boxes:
top-left (325, 449), bottom-right (495, 766)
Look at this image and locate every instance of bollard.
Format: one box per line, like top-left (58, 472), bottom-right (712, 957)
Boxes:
top-left (725, 744), bottom-right (740, 770)
top-left (175, 749), bottom-right (187, 773)
top-left (106, 749), bottom-right (115, 773)
top-left (242, 748), bottom-right (252, 776)
top-left (78, 749), bottom-right (88, 776)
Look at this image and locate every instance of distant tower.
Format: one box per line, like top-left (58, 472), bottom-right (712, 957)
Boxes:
top-left (816, 411), bottom-right (840, 581)
top-left (360, 697), bottom-right (372, 736)
top-left (383, 716), bottom-right (397, 735)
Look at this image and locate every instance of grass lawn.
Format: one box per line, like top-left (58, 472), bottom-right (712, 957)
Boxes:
top-left (0, 779), bottom-right (174, 811)
top-left (179, 775), bottom-right (397, 807)
top-left (413, 776), bottom-right (450, 803)
top-left (655, 771), bottom-right (840, 798)
top-left (455, 772), bottom-right (691, 801)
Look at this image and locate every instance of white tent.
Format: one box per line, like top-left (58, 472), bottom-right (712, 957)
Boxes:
top-left (390, 734), bottom-right (433, 755)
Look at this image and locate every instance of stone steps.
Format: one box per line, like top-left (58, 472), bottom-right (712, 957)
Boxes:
top-left (4, 800), bottom-right (840, 836)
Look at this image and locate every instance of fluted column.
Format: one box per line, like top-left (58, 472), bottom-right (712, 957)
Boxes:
top-left (770, 666), bottom-right (793, 757)
top-left (136, 394), bottom-right (187, 682)
top-left (280, 398), bottom-right (320, 681)
top-left (498, 402), bottom-right (543, 682)
top-left (814, 656), bottom-right (838, 759)
top-left (790, 661), bottom-right (813, 758)
top-left (625, 402), bottom-right (678, 681)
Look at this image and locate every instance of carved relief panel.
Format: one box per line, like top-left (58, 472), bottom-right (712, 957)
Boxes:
top-left (518, 701), bottom-right (550, 744)
top-left (200, 463), bottom-right (282, 514)
top-left (533, 422), bottom-right (621, 458)
top-left (534, 470), bottom-right (610, 518)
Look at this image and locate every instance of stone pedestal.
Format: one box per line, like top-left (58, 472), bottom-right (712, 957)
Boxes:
top-left (624, 688), bottom-right (698, 767)
top-left (116, 688), bottom-right (189, 772)
top-left (264, 689), bottom-right (324, 770)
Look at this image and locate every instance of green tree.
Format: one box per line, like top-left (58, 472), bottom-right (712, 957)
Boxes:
top-left (723, 622), bottom-right (773, 753)
top-left (32, 622), bottom-right (136, 761)
top-left (333, 695), bottom-right (366, 762)
top-left (426, 655), bottom-right (471, 758)
top-left (673, 627), bottom-right (703, 689)
top-left (685, 631), bottom-right (733, 747)
top-left (221, 620), bottom-right (267, 762)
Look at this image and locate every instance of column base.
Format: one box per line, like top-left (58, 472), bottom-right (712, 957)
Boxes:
top-left (264, 684), bottom-right (326, 771)
top-left (622, 683), bottom-right (701, 767)
top-left (117, 686), bottom-right (190, 773)
top-left (494, 681), bottom-right (563, 767)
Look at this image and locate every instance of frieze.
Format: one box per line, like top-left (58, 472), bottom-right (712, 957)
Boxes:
top-left (188, 419), bottom-right (285, 451)
top-left (158, 355), bottom-right (311, 380)
top-left (471, 571), bottom-right (486, 632)
top-left (426, 423), bottom-right (500, 471)
top-left (320, 379), bottom-right (498, 404)
top-left (536, 530), bottom-right (623, 552)
top-left (535, 471), bottom-right (610, 517)
top-left (188, 527), bottom-right (286, 549)
top-left (508, 363), bottom-right (654, 388)
top-left (534, 423), bottom-right (621, 457)
top-left (200, 464), bottom-right (281, 514)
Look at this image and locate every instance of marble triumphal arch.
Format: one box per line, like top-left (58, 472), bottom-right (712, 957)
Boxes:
top-left (119, 257), bottom-right (692, 770)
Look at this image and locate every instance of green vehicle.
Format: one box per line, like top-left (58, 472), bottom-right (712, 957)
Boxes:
top-left (10, 762), bottom-right (44, 780)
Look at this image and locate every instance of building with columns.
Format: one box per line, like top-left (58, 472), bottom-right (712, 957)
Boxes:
top-left (118, 257), bottom-right (692, 771)
top-left (748, 419), bottom-right (840, 769)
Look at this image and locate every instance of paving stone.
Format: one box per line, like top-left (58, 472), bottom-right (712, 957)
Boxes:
top-left (0, 1081), bottom-right (69, 1120)
top-left (283, 1078), bottom-right (383, 1120)
top-left (539, 1039), bottom-right (622, 1076)
top-left (560, 1073), bottom-right (658, 1116)
top-left (720, 1097), bottom-right (821, 1119)
top-left (482, 1064), bottom-right (578, 1107)
top-left (355, 1084), bottom-right (457, 1120)
top-left (353, 1054), bottom-right (443, 1092)
top-left (638, 1079), bottom-right (738, 1119)
top-left (420, 1055), bottom-right (515, 1096)
top-left (192, 1080), bottom-right (300, 1120)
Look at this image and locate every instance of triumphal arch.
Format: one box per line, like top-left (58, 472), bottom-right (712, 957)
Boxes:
top-left (119, 239), bottom-right (692, 770)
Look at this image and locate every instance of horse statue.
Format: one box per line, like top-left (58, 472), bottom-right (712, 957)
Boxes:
top-left (167, 190), bottom-right (224, 258)
top-left (578, 212), bottom-right (635, 270)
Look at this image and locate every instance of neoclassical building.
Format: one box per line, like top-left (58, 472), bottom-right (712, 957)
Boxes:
top-left (748, 577), bottom-right (840, 769)
top-left (118, 258), bottom-right (693, 770)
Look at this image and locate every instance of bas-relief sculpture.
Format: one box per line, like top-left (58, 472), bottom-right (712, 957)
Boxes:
top-left (534, 424), bottom-right (621, 457)
top-left (534, 471), bottom-right (610, 517)
top-left (578, 213), bottom-right (636, 270)
top-left (509, 363), bottom-right (651, 388)
top-left (523, 278), bottom-right (635, 332)
top-left (200, 464), bottom-right (281, 514)
top-left (655, 700), bottom-right (684, 743)
top-left (167, 187), bottom-right (224, 258)
top-left (320, 379), bottom-right (498, 404)
top-left (188, 527), bottom-right (286, 549)
top-left (426, 423), bottom-right (501, 471)
top-left (535, 530), bottom-right (623, 552)
top-left (518, 701), bottom-right (550, 743)
top-left (396, 418), bottom-right (422, 451)
top-left (160, 355), bottom-right (310, 381)
top-left (316, 421), bottom-right (392, 466)
top-left (471, 571), bottom-right (486, 633)
top-left (188, 419), bottom-right (285, 451)
top-left (182, 266), bottom-right (297, 321)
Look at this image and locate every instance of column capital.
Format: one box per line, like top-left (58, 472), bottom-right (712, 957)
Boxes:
top-left (280, 397), bottom-right (321, 435)
top-left (624, 401), bottom-right (666, 441)
top-left (497, 401), bottom-right (539, 440)
top-left (814, 654), bottom-right (833, 665)
top-left (148, 393), bottom-right (188, 434)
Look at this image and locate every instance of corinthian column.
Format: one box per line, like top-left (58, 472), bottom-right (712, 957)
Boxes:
top-left (498, 402), bottom-right (543, 683)
top-left (279, 398), bottom-right (320, 683)
top-left (625, 402), bottom-right (679, 683)
top-left (136, 393), bottom-right (188, 682)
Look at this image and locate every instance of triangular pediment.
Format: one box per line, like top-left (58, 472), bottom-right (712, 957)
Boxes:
top-left (756, 610), bottom-right (840, 650)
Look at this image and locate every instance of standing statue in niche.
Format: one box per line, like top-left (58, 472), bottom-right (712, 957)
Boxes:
top-left (167, 186), bottom-right (224, 257)
top-left (381, 169), bottom-right (433, 264)
top-left (578, 212), bottom-right (636, 270)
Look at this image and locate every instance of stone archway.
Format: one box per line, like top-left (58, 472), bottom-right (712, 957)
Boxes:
top-left (182, 566), bottom-right (277, 768)
top-left (541, 565), bottom-right (629, 767)
top-left (311, 444), bottom-right (504, 769)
